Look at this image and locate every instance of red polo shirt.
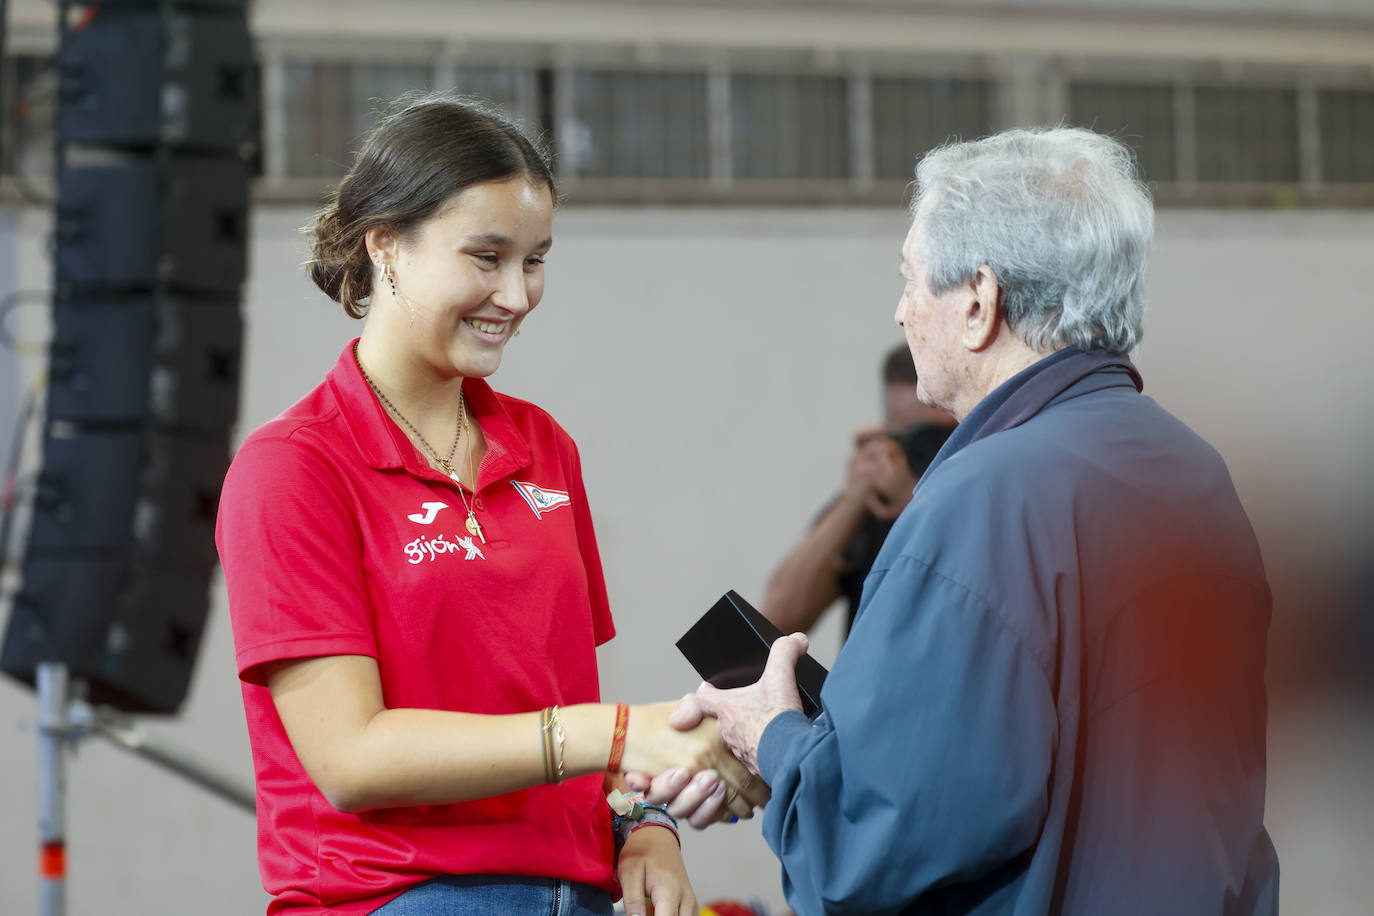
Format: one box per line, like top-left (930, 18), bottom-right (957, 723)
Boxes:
top-left (216, 340), bottom-right (616, 914)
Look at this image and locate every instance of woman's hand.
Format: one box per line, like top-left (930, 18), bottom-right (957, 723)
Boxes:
top-left (617, 825), bottom-right (696, 916)
top-left (623, 701), bottom-right (769, 817)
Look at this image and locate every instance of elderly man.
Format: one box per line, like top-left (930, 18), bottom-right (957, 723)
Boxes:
top-left (633, 127), bottom-right (1278, 915)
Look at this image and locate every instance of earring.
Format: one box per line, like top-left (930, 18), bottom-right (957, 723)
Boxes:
top-left (513, 328), bottom-right (521, 337)
top-left (380, 263), bottom-right (414, 326)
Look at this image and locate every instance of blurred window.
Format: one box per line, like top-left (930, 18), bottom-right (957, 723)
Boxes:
top-left (731, 73), bottom-right (850, 180)
top-left (564, 69), bottom-right (709, 179)
top-left (452, 65), bottom-right (533, 126)
top-left (282, 59), bottom-right (431, 179)
top-left (1319, 88), bottom-right (1374, 183)
top-left (34, 41), bottom-right (1370, 204)
top-left (1194, 85), bottom-right (1299, 182)
top-left (872, 76), bottom-right (993, 181)
top-left (1068, 81), bottom-right (1176, 182)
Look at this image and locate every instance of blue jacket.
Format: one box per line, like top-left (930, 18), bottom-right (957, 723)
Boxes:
top-left (758, 352), bottom-right (1278, 915)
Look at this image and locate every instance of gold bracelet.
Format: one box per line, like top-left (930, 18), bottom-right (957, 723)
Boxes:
top-left (543, 705), bottom-right (566, 784)
top-left (539, 708), bottom-right (554, 784)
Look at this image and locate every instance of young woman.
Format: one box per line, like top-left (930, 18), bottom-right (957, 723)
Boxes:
top-left (216, 94), bottom-right (760, 916)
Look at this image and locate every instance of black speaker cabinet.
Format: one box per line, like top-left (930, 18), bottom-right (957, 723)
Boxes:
top-left (1, 556), bottom-right (214, 714)
top-left (54, 157), bottom-right (250, 295)
top-left (1, 427), bottom-right (231, 711)
top-left (25, 429), bottom-right (229, 567)
top-left (0, 0), bottom-right (253, 714)
top-left (57, 6), bottom-right (255, 153)
top-left (46, 292), bottom-right (242, 433)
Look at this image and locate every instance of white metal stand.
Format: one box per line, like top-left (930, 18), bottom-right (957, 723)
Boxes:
top-left (29, 662), bottom-right (255, 915)
top-left (36, 662), bottom-right (68, 916)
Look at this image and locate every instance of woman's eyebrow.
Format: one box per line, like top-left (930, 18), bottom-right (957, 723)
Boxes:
top-left (466, 232), bottom-right (553, 251)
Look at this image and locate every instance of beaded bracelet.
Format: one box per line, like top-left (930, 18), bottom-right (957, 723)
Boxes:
top-left (627, 806), bottom-right (680, 846)
top-left (607, 790), bottom-right (680, 851)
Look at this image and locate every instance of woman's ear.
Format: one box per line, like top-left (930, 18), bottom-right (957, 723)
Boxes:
top-left (364, 226), bottom-right (398, 265)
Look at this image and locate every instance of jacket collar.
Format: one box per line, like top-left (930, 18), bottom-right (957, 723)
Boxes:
top-left (918, 347), bottom-right (1143, 491)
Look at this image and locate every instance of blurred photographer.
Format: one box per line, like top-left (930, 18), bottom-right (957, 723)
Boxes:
top-left (762, 345), bottom-right (954, 637)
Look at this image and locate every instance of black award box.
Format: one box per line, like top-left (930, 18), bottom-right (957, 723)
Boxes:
top-left (676, 590), bottom-right (829, 719)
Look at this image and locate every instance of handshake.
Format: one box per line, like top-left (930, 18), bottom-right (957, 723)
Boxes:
top-left (619, 630), bottom-right (814, 829)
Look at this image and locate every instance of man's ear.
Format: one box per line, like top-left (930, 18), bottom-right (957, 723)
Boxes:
top-left (961, 265), bottom-right (1002, 352)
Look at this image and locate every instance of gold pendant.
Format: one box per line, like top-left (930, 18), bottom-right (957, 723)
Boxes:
top-left (466, 512), bottom-right (486, 543)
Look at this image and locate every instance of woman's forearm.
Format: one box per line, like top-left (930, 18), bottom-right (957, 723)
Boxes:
top-left (268, 654), bottom-right (762, 815)
top-left (324, 702), bottom-right (620, 812)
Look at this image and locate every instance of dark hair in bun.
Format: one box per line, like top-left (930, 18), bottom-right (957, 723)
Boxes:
top-left (306, 92), bottom-right (556, 318)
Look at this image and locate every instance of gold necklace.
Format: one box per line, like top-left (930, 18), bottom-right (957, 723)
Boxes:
top-left (450, 398), bottom-right (485, 543)
top-left (354, 345), bottom-right (484, 542)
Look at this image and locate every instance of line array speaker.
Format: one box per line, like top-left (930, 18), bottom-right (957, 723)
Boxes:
top-left (1, 0), bottom-right (256, 714)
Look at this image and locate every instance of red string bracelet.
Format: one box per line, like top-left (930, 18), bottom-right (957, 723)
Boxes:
top-left (606, 703), bottom-right (629, 771)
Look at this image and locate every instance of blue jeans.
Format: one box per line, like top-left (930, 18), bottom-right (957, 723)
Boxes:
top-left (371, 874), bottom-right (614, 915)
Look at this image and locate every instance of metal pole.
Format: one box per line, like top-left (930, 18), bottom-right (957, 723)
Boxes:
top-left (85, 707), bottom-right (255, 813)
top-left (36, 662), bottom-right (68, 916)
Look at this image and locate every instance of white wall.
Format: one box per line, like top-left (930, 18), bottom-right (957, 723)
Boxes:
top-left (1, 202), bottom-right (1372, 914)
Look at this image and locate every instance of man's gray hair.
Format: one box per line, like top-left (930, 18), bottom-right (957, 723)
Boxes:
top-left (911, 126), bottom-right (1154, 354)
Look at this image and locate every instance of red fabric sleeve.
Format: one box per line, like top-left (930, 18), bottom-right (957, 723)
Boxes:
top-left (217, 433), bottom-right (377, 685)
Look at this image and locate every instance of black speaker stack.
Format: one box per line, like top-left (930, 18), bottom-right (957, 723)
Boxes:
top-left (0, 0), bottom-right (256, 713)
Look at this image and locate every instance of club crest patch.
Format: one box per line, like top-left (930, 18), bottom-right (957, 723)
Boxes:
top-left (511, 480), bottom-right (572, 519)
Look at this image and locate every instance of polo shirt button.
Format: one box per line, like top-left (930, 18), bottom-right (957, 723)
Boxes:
top-left (474, 497), bottom-right (484, 510)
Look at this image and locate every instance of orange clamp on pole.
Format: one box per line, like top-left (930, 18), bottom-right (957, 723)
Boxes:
top-left (40, 843), bottom-right (66, 879)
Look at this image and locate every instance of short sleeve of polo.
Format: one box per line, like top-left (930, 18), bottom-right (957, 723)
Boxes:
top-left (217, 432), bottom-right (375, 685)
top-left (565, 438), bottom-right (614, 648)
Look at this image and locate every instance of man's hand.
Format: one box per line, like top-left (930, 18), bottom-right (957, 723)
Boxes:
top-left (620, 701), bottom-right (766, 818)
top-left (840, 425), bottom-right (886, 510)
top-left (624, 634), bottom-right (809, 826)
top-left (853, 430), bottom-right (919, 520)
top-left (696, 632), bottom-right (809, 774)
top-left (626, 694), bottom-right (752, 829)
top-left (624, 694), bottom-right (767, 829)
